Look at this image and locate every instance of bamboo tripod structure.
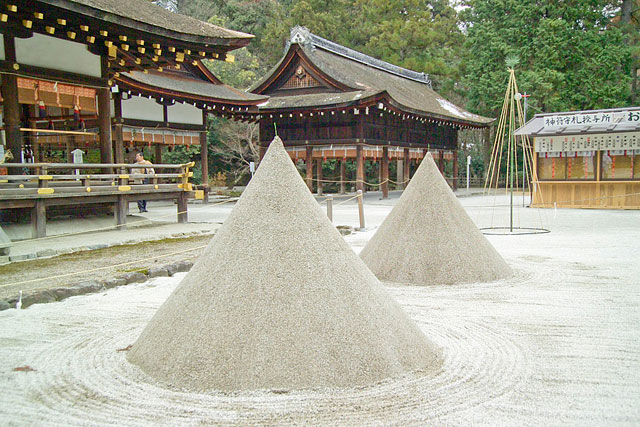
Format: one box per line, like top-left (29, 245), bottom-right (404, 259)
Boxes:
top-left (483, 68), bottom-right (546, 234)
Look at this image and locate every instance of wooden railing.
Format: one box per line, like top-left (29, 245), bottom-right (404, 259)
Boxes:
top-left (0, 162), bottom-right (195, 238)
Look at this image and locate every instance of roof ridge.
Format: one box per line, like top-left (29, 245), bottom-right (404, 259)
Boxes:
top-left (288, 26), bottom-right (432, 88)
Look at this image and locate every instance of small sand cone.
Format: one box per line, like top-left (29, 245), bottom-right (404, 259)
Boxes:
top-left (128, 137), bottom-right (440, 392)
top-left (360, 153), bottom-right (511, 286)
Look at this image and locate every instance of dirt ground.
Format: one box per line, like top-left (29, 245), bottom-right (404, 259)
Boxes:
top-left (0, 235), bottom-right (212, 300)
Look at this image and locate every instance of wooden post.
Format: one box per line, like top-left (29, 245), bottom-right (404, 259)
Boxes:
top-left (452, 150), bottom-right (459, 191)
top-left (438, 150), bottom-right (445, 175)
top-left (356, 144), bottom-right (365, 192)
top-left (177, 192), bottom-right (188, 223)
top-left (113, 92), bottom-right (125, 164)
top-left (317, 159), bottom-right (323, 195)
top-left (31, 201), bottom-right (46, 238)
top-left (357, 189), bottom-right (365, 230)
top-left (199, 111), bottom-right (208, 203)
top-left (178, 163), bottom-right (189, 223)
top-left (2, 36), bottom-right (22, 175)
top-left (305, 145), bottom-right (313, 191)
top-left (483, 126), bottom-right (492, 183)
top-left (115, 166), bottom-right (128, 228)
top-left (340, 159), bottom-right (346, 194)
top-left (154, 144), bottom-right (163, 165)
top-left (326, 195), bottom-right (333, 222)
top-left (381, 146), bottom-right (389, 199)
top-left (403, 148), bottom-right (410, 189)
top-left (115, 195), bottom-right (127, 228)
top-left (98, 59), bottom-right (113, 165)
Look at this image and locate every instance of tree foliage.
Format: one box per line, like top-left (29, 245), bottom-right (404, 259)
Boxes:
top-left (166, 0), bottom-right (638, 181)
top-left (460, 0), bottom-right (633, 118)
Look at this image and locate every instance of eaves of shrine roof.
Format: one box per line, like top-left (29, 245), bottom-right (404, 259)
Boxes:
top-left (119, 70), bottom-right (267, 106)
top-left (250, 27), bottom-right (493, 127)
top-left (37, 0), bottom-right (253, 47)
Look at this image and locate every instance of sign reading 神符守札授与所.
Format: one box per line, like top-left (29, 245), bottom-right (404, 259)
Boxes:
top-left (542, 109), bottom-right (640, 129)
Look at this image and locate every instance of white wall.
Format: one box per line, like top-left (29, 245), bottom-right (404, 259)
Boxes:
top-left (121, 95), bottom-right (164, 122)
top-left (167, 102), bottom-right (203, 125)
top-left (15, 33), bottom-right (101, 77)
top-left (0, 34), bottom-right (4, 60)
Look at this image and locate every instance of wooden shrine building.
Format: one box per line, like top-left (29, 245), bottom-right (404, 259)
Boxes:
top-left (113, 65), bottom-right (265, 191)
top-left (0, 0), bottom-right (264, 172)
top-left (0, 0), bottom-right (265, 237)
top-left (250, 27), bottom-right (493, 196)
top-left (515, 107), bottom-right (640, 209)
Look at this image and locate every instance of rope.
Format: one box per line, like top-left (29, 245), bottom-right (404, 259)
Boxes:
top-left (334, 194), bottom-right (360, 206)
top-left (0, 245), bottom-right (207, 289)
top-left (307, 177), bottom-right (411, 186)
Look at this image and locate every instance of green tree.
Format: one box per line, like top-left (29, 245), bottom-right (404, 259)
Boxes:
top-left (460, 0), bottom-right (633, 117)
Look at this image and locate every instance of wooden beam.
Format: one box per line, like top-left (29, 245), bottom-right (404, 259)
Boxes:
top-left (382, 146), bottom-right (389, 199)
top-left (0, 60), bottom-right (108, 88)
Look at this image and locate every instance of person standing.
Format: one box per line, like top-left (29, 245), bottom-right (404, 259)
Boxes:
top-left (135, 152), bottom-right (154, 213)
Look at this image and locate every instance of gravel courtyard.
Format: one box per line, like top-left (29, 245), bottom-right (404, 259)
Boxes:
top-left (0, 194), bottom-right (638, 425)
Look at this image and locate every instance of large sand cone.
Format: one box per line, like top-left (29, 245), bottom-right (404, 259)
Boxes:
top-left (128, 137), bottom-right (440, 392)
top-left (360, 153), bottom-right (511, 286)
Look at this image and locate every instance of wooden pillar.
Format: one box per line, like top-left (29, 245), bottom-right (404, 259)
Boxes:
top-left (381, 146), bottom-right (389, 199)
top-left (199, 110), bottom-right (208, 191)
top-left (177, 192), bottom-right (188, 223)
top-left (154, 144), bottom-right (163, 164)
top-left (339, 159), bottom-right (346, 194)
top-left (483, 126), bottom-right (492, 182)
top-left (115, 195), bottom-right (127, 229)
top-left (2, 35), bottom-right (22, 174)
top-left (403, 147), bottom-right (410, 189)
top-left (98, 58), bottom-right (113, 164)
top-left (31, 201), bottom-right (46, 238)
top-left (356, 144), bottom-right (365, 192)
top-left (66, 139), bottom-right (73, 163)
top-left (316, 159), bottom-right (323, 195)
top-left (305, 145), bottom-right (313, 191)
top-left (259, 145), bottom-right (267, 161)
top-left (438, 150), bottom-right (445, 175)
top-left (113, 92), bottom-right (125, 164)
top-left (452, 150), bottom-right (459, 191)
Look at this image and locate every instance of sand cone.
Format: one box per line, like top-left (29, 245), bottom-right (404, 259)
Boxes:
top-left (360, 153), bottom-right (511, 285)
top-left (128, 137), bottom-right (440, 392)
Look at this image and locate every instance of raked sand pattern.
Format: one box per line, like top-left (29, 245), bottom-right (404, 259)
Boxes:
top-left (1, 196), bottom-right (639, 424)
top-left (128, 137), bottom-right (440, 392)
top-left (361, 153), bottom-right (512, 285)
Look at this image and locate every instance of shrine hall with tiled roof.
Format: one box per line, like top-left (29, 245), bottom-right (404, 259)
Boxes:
top-left (250, 27), bottom-right (493, 195)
